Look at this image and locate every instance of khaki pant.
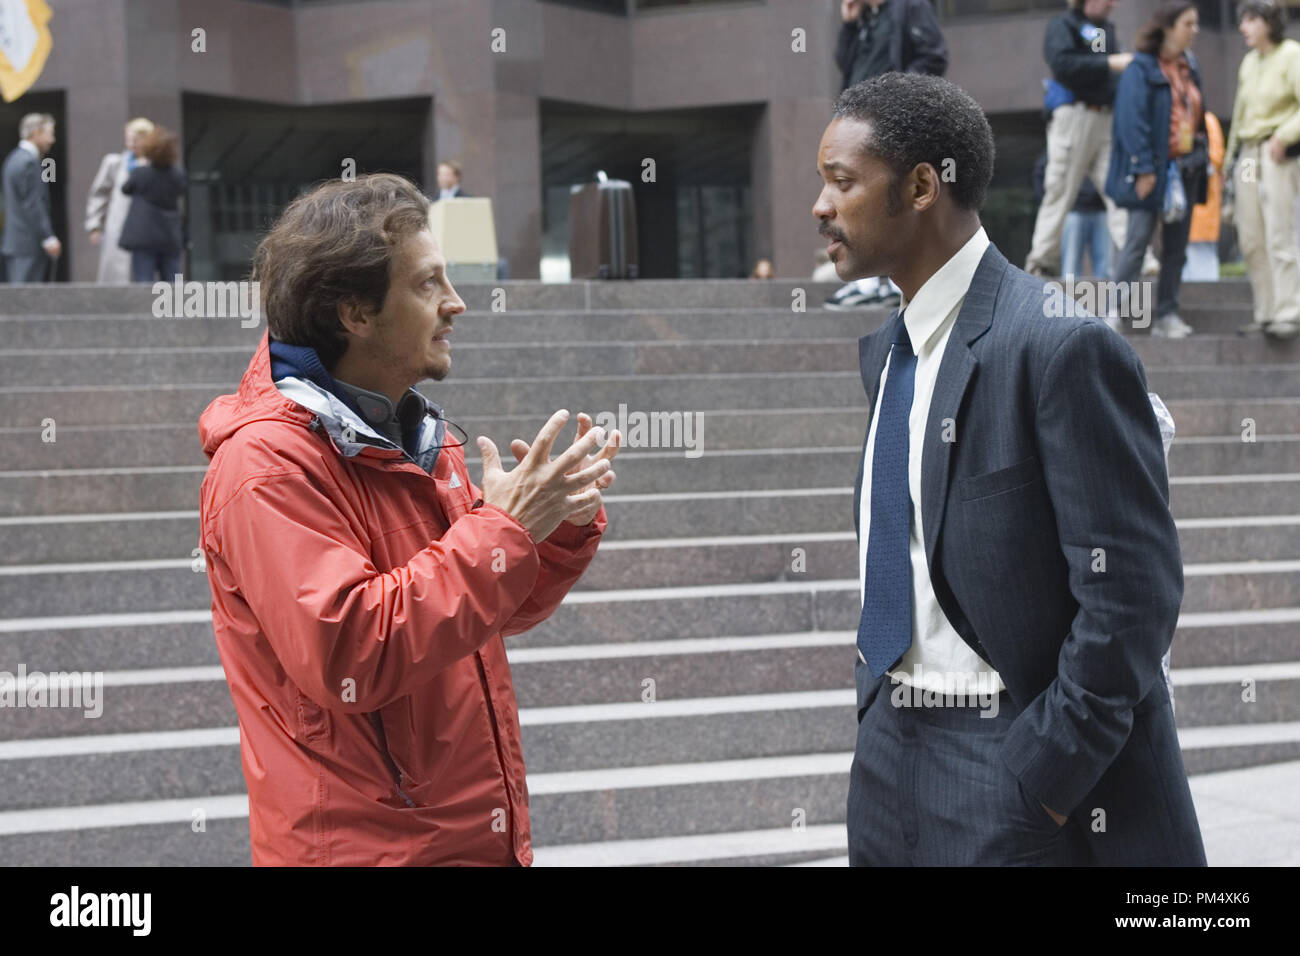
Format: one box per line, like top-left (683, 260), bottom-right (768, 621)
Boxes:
top-left (1235, 141), bottom-right (1300, 324)
top-left (1026, 103), bottom-right (1128, 276)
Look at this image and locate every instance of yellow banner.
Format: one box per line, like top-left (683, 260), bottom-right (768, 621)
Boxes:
top-left (0, 0), bottom-right (52, 103)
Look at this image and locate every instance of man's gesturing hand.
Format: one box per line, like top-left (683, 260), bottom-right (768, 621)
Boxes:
top-left (476, 409), bottom-right (613, 542)
top-left (509, 412), bottom-right (622, 528)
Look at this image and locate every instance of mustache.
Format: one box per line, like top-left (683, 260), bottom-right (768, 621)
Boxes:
top-left (820, 227), bottom-right (846, 243)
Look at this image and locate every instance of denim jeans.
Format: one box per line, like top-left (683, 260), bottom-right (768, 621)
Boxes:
top-left (131, 250), bottom-right (181, 283)
top-left (1060, 210), bottom-right (1111, 278)
top-left (1182, 242), bottom-right (1219, 281)
top-left (1111, 170), bottom-right (1194, 320)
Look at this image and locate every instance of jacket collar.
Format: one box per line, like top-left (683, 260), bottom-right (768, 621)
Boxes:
top-left (264, 335), bottom-right (446, 471)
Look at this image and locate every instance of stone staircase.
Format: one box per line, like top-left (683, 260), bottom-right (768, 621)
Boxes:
top-left (0, 278), bottom-right (1296, 866)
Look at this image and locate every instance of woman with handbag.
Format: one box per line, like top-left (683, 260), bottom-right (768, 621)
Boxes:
top-left (1225, 0), bottom-right (1300, 339)
top-left (1105, 1), bottom-right (1206, 338)
top-left (118, 126), bottom-right (186, 283)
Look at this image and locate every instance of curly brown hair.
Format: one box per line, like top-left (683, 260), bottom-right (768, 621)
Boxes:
top-left (252, 173), bottom-right (431, 370)
top-left (141, 126), bottom-right (179, 168)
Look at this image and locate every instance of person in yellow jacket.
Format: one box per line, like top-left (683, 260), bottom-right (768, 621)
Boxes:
top-left (1226, 0), bottom-right (1300, 338)
top-left (1184, 110), bottom-right (1223, 281)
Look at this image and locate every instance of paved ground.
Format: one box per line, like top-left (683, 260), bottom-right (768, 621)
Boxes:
top-left (1189, 758), bottom-right (1300, 866)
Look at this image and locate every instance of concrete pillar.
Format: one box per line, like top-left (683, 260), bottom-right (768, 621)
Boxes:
top-left (755, 96), bottom-right (834, 279)
top-left (55, 0), bottom-right (131, 281)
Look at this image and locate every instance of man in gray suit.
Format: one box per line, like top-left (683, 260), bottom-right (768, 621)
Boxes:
top-left (2, 112), bottom-right (61, 283)
top-left (816, 73), bottom-right (1205, 865)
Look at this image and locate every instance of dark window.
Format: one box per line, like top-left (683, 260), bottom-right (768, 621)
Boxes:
top-left (539, 0), bottom-right (629, 13)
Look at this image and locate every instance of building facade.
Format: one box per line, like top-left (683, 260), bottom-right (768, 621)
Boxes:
top-left (7, 0), bottom-right (1291, 281)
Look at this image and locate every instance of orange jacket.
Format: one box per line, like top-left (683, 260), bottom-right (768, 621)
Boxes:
top-left (1189, 111), bottom-right (1224, 244)
top-left (197, 331), bottom-right (605, 865)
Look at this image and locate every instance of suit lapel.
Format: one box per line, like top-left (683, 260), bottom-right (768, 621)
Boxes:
top-left (919, 243), bottom-right (1007, 569)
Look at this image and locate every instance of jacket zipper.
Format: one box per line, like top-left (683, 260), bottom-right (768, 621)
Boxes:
top-left (475, 653), bottom-right (515, 846)
top-left (367, 711), bottom-right (417, 809)
top-left (311, 413), bottom-right (432, 813)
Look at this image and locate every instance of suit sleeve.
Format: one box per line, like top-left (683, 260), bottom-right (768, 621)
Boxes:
top-left (15, 157), bottom-right (54, 240)
top-left (207, 467), bottom-right (545, 713)
top-left (1000, 322), bottom-right (1184, 818)
top-left (84, 153), bottom-right (118, 233)
top-left (464, 471), bottom-right (606, 638)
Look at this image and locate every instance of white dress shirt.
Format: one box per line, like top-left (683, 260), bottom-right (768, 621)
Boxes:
top-left (858, 226), bottom-right (1004, 695)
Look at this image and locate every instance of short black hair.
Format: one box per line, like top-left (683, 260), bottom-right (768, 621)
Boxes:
top-left (1238, 0), bottom-right (1285, 43)
top-left (832, 73), bottom-right (996, 213)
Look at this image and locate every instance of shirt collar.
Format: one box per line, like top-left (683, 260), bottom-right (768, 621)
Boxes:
top-left (897, 226), bottom-right (990, 354)
top-left (18, 140), bottom-right (38, 157)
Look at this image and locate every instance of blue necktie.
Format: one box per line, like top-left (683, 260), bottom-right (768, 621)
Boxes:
top-left (858, 316), bottom-right (915, 677)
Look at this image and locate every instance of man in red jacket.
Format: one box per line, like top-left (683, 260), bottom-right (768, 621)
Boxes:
top-left (198, 173), bottom-right (620, 865)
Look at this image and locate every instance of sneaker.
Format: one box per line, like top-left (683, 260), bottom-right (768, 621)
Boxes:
top-left (823, 280), bottom-right (876, 311)
top-left (1265, 320), bottom-right (1300, 340)
top-left (1151, 313), bottom-right (1193, 338)
top-left (1237, 319), bottom-right (1268, 336)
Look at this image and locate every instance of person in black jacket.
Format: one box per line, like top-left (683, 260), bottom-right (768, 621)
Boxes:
top-left (1024, 0), bottom-right (1133, 277)
top-left (826, 0), bottom-right (947, 310)
top-left (834, 0), bottom-right (947, 91)
top-left (118, 126), bottom-right (186, 283)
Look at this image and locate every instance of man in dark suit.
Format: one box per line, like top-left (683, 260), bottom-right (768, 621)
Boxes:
top-left (435, 160), bottom-right (471, 200)
top-left (2, 112), bottom-right (61, 282)
top-left (815, 73), bottom-right (1205, 865)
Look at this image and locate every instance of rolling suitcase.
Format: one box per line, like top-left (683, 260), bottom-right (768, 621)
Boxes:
top-left (569, 172), bottom-right (638, 279)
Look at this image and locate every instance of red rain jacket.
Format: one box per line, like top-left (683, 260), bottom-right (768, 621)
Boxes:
top-left (197, 331), bottom-right (605, 865)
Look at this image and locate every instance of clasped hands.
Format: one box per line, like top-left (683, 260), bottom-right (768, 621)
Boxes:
top-left (477, 409), bottom-right (622, 541)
